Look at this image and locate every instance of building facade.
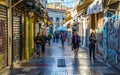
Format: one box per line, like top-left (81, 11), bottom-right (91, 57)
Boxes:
top-left (47, 8), bottom-right (65, 33)
top-left (0, 0), bottom-right (47, 72)
top-left (72, 0), bottom-right (120, 69)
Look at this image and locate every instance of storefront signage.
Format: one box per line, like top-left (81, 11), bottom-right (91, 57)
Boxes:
top-left (87, 0), bottom-right (103, 15)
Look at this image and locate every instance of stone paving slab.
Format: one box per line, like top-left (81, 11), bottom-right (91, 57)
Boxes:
top-left (8, 68), bottom-right (101, 75)
top-left (2, 42), bottom-right (120, 75)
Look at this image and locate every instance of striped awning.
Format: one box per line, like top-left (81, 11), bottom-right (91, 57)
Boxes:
top-left (64, 14), bottom-right (72, 22)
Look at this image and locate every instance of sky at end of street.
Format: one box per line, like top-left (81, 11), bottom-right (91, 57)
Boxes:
top-left (47, 0), bottom-right (76, 8)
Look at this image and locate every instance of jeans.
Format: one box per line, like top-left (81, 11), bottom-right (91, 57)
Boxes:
top-left (89, 45), bottom-right (95, 60)
top-left (36, 44), bottom-right (41, 54)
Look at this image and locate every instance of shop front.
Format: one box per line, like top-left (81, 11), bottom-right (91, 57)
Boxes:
top-left (103, 1), bottom-right (120, 64)
top-left (0, 3), bottom-right (8, 70)
top-left (72, 0), bottom-right (94, 47)
top-left (12, 4), bottom-right (24, 62)
top-left (87, 0), bottom-right (105, 59)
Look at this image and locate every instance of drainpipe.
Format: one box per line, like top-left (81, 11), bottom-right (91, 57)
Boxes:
top-left (9, 0), bottom-right (23, 9)
top-left (29, 13), bottom-right (34, 56)
top-left (24, 11), bottom-right (29, 60)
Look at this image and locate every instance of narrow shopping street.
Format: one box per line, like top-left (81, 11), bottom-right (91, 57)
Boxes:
top-left (4, 42), bottom-right (119, 75)
top-left (0, 0), bottom-right (120, 75)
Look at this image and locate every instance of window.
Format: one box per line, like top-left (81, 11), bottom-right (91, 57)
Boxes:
top-left (50, 17), bottom-right (53, 21)
top-left (56, 17), bottom-right (59, 21)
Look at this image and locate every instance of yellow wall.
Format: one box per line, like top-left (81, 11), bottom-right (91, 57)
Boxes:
top-left (24, 12), bottom-right (29, 60)
top-left (48, 3), bottom-right (54, 8)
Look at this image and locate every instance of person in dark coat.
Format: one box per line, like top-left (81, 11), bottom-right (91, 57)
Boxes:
top-left (35, 32), bottom-right (41, 56)
top-left (53, 32), bottom-right (56, 42)
top-left (89, 32), bottom-right (97, 61)
top-left (40, 31), bottom-right (47, 55)
top-left (60, 33), bottom-right (66, 48)
top-left (55, 32), bottom-right (59, 43)
top-left (47, 34), bottom-right (51, 45)
top-left (71, 32), bottom-right (80, 56)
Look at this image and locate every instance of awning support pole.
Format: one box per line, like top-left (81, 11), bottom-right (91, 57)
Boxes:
top-left (9, 0), bottom-right (23, 9)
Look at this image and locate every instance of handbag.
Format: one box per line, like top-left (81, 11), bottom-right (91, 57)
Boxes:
top-left (63, 37), bottom-right (66, 42)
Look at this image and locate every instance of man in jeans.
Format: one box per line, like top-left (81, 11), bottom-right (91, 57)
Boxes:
top-left (35, 32), bottom-right (41, 56)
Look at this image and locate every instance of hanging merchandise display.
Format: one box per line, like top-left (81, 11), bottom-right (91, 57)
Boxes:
top-left (0, 5), bottom-right (8, 70)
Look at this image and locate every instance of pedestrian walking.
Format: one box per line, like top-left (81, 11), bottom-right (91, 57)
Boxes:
top-left (60, 33), bottom-right (66, 48)
top-left (89, 32), bottom-right (97, 61)
top-left (40, 31), bottom-right (47, 56)
top-left (47, 34), bottom-right (52, 45)
top-left (53, 31), bottom-right (56, 42)
top-left (71, 32), bottom-right (80, 56)
top-left (56, 32), bottom-right (59, 43)
top-left (34, 32), bottom-right (41, 56)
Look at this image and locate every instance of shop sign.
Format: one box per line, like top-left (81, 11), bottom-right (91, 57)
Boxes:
top-left (87, 0), bottom-right (103, 15)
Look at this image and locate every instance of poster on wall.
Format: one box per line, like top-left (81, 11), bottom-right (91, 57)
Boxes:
top-left (104, 15), bottom-right (120, 63)
top-left (0, 20), bottom-right (5, 52)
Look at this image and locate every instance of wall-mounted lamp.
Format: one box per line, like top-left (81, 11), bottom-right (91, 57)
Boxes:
top-left (28, 11), bottom-right (34, 17)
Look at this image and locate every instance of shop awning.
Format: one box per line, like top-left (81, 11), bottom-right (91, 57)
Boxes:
top-left (64, 14), bottom-right (72, 22)
top-left (87, 0), bottom-right (103, 15)
top-left (106, 0), bottom-right (120, 6)
top-left (77, 0), bottom-right (93, 12)
top-left (63, 20), bottom-right (72, 26)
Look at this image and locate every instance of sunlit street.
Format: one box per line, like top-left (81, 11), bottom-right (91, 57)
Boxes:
top-left (0, 0), bottom-right (120, 75)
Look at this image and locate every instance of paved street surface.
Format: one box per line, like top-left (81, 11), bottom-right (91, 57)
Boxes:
top-left (6, 41), bottom-right (120, 75)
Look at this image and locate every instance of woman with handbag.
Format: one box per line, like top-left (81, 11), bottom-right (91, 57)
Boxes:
top-left (60, 33), bottom-right (66, 48)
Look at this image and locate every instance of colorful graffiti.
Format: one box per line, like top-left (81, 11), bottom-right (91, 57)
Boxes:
top-left (108, 17), bottom-right (119, 51)
top-left (97, 28), bottom-right (104, 55)
top-left (104, 15), bottom-right (120, 63)
top-left (97, 16), bottom-right (104, 56)
top-left (107, 49), bottom-right (117, 63)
